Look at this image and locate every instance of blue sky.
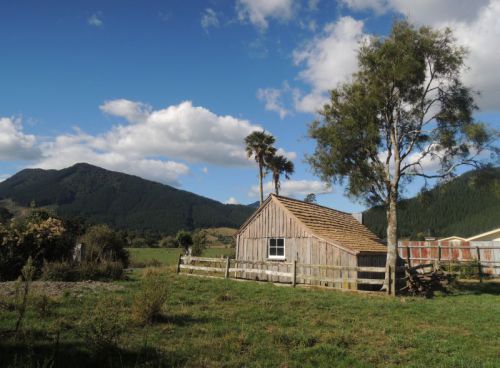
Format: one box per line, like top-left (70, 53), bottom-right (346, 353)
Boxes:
top-left (1, 0), bottom-right (499, 212)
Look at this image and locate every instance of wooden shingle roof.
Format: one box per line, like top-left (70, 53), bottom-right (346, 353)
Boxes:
top-left (273, 195), bottom-right (386, 253)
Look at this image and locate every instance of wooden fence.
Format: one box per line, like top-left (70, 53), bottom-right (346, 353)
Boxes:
top-left (176, 256), bottom-right (399, 294)
top-left (398, 241), bottom-right (500, 277)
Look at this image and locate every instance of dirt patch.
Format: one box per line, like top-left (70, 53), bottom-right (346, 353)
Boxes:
top-left (0, 280), bottom-right (124, 298)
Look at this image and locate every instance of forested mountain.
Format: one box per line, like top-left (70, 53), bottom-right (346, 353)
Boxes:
top-left (0, 163), bottom-right (254, 234)
top-left (363, 167), bottom-right (500, 239)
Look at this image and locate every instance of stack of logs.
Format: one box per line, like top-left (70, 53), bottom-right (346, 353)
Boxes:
top-left (402, 264), bottom-right (453, 297)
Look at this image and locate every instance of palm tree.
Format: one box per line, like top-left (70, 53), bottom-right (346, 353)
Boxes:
top-left (266, 154), bottom-right (294, 196)
top-left (245, 131), bottom-right (276, 205)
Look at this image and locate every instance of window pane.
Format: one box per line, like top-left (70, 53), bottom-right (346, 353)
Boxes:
top-left (270, 238), bottom-right (276, 247)
top-left (276, 246), bottom-right (284, 256)
top-left (277, 239), bottom-right (284, 247)
top-left (269, 247), bottom-right (276, 256)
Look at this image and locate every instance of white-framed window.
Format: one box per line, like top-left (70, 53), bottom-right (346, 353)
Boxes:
top-left (268, 238), bottom-right (285, 260)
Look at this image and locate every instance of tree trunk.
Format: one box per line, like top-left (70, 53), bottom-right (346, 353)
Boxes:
top-left (383, 188), bottom-right (398, 294)
top-left (259, 161), bottom-right (264, 205)
top-left (274, 173), bottom-right (279, 196)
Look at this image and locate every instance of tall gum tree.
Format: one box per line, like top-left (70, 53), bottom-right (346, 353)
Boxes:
top-left (307, 21), bottom-right (498, 292)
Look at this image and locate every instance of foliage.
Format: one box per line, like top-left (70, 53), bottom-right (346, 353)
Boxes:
top-left (191, 230), bottom-right (207, 256)
top-left (363, 167), bottom-right (500, 239)
top-left (0, 209), bottom-right (74, 280)
top-left (14, 257), bottom-right (36, 339)
top-left (41, 260), bottom-right (125, 281)
top-left (0, 207), bottom-right (13, 224)
top-left (245, 131), bottom-right (277, 204)
top-left (307, 20), bottom-right (496, 287)
top-left (129, 258), bottom-right (162, 268)
top-left (79, 224), bottom-right (129, 267)
top-left (266, 154), bottom-right (295, 196)
top-left (131, 269), bottom-right (169, 325)
top-left (159, 235), bottom-right (177, 248)
top-left (80, 295), bottom-right (129, 351)
top-left (0, 163), bottom-right (254, 233)
top-left (303, 193), bottom-right (317, 203)
top-left (175, 230), bottom-right (193, 253)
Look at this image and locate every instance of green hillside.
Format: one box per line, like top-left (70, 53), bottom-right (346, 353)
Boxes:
top-left (363, 167), bottom-right (500, 240)
top-left (0, 163), bottom-right (253, 234)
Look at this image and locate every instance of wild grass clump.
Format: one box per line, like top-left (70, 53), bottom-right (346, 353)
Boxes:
top-left (80, 295), bottom-right (129, 351)
top-left (129, 258), bottom-right (162, 268)
top-left (41, 260), bottom-right (125, 281)
top-left (132, 269), bottom-right (169, 325)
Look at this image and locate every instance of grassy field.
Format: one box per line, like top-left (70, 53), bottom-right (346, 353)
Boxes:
top-left (1, 263), bottom-right (499, 367)
top-left (127, 247), bottom-right (235, 266)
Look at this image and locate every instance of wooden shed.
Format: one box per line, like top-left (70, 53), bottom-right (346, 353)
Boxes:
top-left (235, 194), bottom-right (387, 288)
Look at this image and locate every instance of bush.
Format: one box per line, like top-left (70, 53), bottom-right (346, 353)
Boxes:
top-left (79, 225), bottom-right (129, 267)
top-left (129, 259), bottom-right (163, 268)
top-left (175, 230), bottom-right (192, 253)
top-left (159, 235), bottom-right (177, 248)
top-left (42, 260), bottom-right (124, 281)
top-left (41, 260), bottom-right (76, 281)
top-left (132, 269), bottom-right (168, 324)
top-left (0, 213), bottom-right (74, 281)
top-left (191, 230), bottom-right (207, 256)
top-left (81, 296), bottom-right (128, 351)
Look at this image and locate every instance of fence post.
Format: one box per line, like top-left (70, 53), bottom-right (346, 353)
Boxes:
top-left (387, 265), bottom-right (392, 296)
top-left (476, 247), bottom-right (482, 283)
top-left (225, 257), bottom-right (230, 279)
top-left (406, 246), bottom-right (411, 267)
top-left (292, 260), bottom-right (297, 287)
top-left (437, 243), bottom-right (442, 270)
top-left (176, 254), bottom-right (182, 274)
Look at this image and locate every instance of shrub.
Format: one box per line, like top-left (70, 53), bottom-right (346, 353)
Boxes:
top-left (132, 269), bottom-right (168, 324)
top-left (159, 235), bottom-right (177, 248)
top-left (175, 230), bottom-right (192, 253)
top-left (191, 231), bottom-right (207, 256)
top-left (0, 213), bottom-right (74, 280)
top-left (79, 224), bottom-right (129, 267)
top-left (31, 293), bottom-right (56, 318)
top-left (129, 259), bottom-right (163, 268)
top-left (42, 260), bottom-right (124, 281)
top-left (81, 295), bottom-right (128, 351)
top-left (41, 260), bottom-right (76, 281)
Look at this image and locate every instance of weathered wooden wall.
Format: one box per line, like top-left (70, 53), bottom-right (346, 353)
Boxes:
top-left (236, 199), bottom-right (359, 288)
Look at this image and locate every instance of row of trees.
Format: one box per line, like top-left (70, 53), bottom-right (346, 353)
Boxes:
top-left (244, 131), bottom-right (295, 204)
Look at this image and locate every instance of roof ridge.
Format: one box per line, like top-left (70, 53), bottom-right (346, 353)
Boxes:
top-left (271, 194), bottom-right (353, 216)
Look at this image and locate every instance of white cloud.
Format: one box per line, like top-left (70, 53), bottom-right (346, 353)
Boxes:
top-left (35, 130), bottom-right (189, 185)
top-left (225, 197), bottom-right (239, 205)
top-left (100, 99), bottom-right (152, 123)
top-left (0, 174), bottom-right (10, 182)
top-left (201, 8), bottom-right (220, 33)
top-left (0, 117), bottom-right (40, 161)
top-left (236, 0), bottom-right (294, 31)
top-left (201, 166), bottom-right (208, 174)
top-left (292, 17), bottom-right (367, 113)
top-left (341, 0), bottom-right (499, 111)
top-left (257, 82), bottom-right (299, 119)
top-left (249, 179), bottom-right (332, 198)
top-left (276, 148), bottom-right (297, 161)
top-left (445, 1), bottom-right (500, 110)
top-left (2, 101), bottom-right (296, 187)
top-left (98, 100), bottom-right (263, 166)
top-left (87, 12), bottom-right (103, 27)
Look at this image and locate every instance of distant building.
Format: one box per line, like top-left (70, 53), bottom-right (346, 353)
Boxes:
top-left (467, 228), bottom-right (500, 242)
